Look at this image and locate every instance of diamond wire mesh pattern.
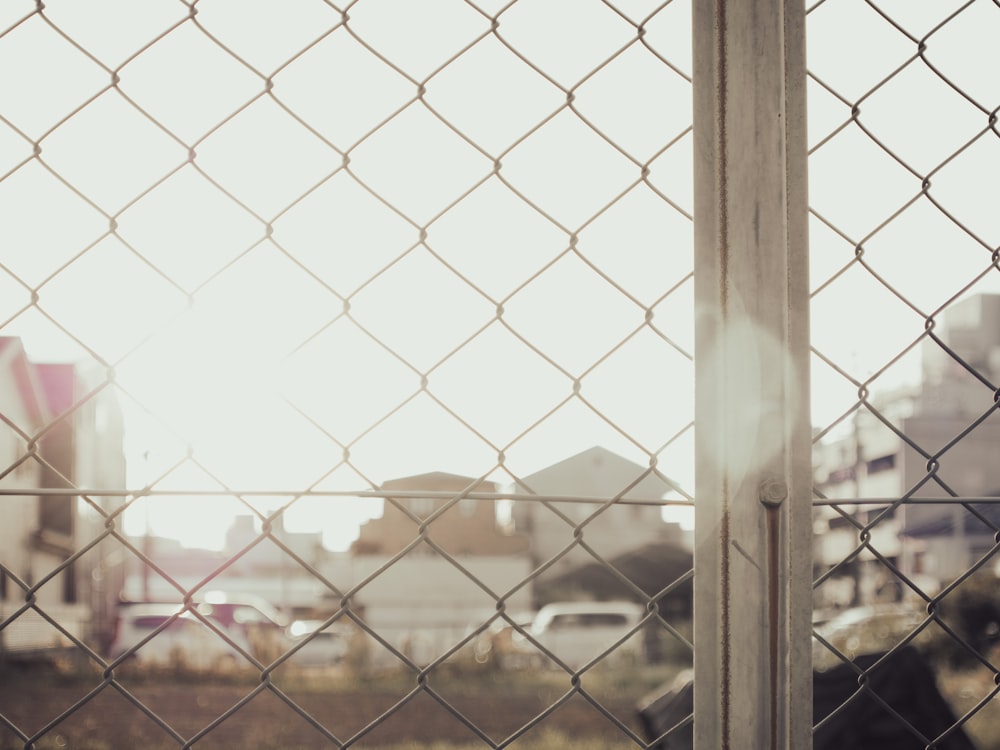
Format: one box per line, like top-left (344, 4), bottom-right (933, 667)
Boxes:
top-left (808, 0), bottom-right (1000, 747)
top-left (4, 0), bottom-right (998, 747)
top-left (0, 1), bottom-right (696, 748)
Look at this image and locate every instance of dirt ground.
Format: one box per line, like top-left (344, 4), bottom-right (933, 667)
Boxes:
top-left (0, 667), bottom-right (654, 749)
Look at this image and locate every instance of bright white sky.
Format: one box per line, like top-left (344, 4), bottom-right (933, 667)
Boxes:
top-left (1, 0), bottom-right (998, 551)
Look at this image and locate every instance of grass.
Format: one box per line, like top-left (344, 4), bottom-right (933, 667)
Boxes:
top-left (365, 729), bottom-right (640, 750)
top-left (15, 656), bottom-right (1000, 749)
top-left (0, 657), bottom-right (678, 750)
top-left (95, 732), bottom-right (634, 750)
top-left (0, 737), bottom-right (634, 750)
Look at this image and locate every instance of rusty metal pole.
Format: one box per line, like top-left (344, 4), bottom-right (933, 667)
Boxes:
top-left (692, 1), bottom-right (812, 748)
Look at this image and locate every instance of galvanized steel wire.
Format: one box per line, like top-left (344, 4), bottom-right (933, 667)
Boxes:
top-left (0, 0), bottom-right (998, 746)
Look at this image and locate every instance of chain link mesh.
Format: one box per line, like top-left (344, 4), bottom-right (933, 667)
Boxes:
top-left (809, 0), bottom-right (1000, 747)
top-left (1, 1), bottom-right (696, 748)
top-left (2, 0), bottom-right (998, 747)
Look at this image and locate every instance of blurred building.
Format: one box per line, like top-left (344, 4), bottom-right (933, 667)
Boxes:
top-left (329, 472), bottom-right (532, 666)
top-left (510, 445), bottom-right (689, 584)
top-left (123, 514), bottom-right (327, 618)
top-left (814, 293), bottom-right (1000, 607)
top-left (0, 337), bottom-right (126, 655)
top-left (119, 454), bottom-right (692, 665)
top-left (225, 513), bottom-right (326, 569)
top-left (351, 472), bottom-right (528, 557)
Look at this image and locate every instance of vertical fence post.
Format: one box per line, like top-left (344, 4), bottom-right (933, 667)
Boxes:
top-left (692, 1), bottom-right (812, 748)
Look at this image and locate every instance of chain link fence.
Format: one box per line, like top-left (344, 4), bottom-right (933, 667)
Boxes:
top-left (808, 0), bottom-right (1000, 748)
top-left (0, 0), bottom-right (998, 748)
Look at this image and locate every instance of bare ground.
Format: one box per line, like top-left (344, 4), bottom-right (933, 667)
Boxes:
top-left (0, 665), bottom-right (655, 749)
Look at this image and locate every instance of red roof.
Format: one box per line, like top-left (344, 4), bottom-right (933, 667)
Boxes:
top-left (35, 363), bottom-right (75, 417)
top-left (0, 336), bottom-right (49, 428)
top-left (0, 337), bottom-right (76, 430)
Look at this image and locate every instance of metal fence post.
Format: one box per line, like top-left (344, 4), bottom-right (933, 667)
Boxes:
top-left (692, 1), bottom-right (812, 748)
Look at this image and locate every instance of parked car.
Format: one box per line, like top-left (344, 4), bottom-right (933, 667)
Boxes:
top-left (812, 604), bottom-right (928, 671)
top-left (283, 619), bottom-right (351, 668)
top-left (194, 590), bottom-right (288, 631)
top-left (193, 591), bottom-right (290, 662)
top-left (108, 602), bottom-right (253, 672)
top-left (513, 600), bottom-right (646, 669)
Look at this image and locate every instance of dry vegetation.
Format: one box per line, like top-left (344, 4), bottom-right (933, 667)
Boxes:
top-left (3, 652), bottom-right (996, 749)
top-left (0, 659), bottom-right (678, 750)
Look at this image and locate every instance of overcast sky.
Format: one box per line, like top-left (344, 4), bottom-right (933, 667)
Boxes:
top-left (1, 0), bottom-right (998, 550)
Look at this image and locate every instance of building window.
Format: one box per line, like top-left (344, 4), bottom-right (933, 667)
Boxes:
top-left (866, 454), bottom-right (896, 474)
top-left (39, 496), bottom-right (74, 538)
top-left (409, 497), bottom-right (435, 518)
top-left (34, 496), bottom-right (76, 559)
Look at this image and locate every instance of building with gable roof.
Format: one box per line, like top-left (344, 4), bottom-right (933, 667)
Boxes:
top-left (351, 471), bottom-right (528, 557)
top-left (510, 445), bottom-right (690, 583)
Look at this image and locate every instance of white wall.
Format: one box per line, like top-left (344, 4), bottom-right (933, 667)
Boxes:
top-left (317, 554), bottom-right (534, 667)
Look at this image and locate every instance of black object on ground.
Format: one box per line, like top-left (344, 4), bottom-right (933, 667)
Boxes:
top-left (637, 647), bottom-right (977, 749)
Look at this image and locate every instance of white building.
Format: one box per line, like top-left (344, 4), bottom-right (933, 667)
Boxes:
top-left (0, 338), bottom-right (126, 656)
top-left (814, 294), bottom-right (1000, 606)
top-left (313, 553), bottom-right (534, 668)
top-left (511, 446), bottom-right (690, 583)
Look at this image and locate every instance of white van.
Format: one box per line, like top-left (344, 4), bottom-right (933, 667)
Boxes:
top-left (108, 603), bottom-right (253, 672)
top-left (519, 601), bottom-right (646, 669)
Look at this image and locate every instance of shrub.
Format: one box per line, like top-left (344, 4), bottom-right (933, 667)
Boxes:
top-left (923, 570), bottom-right (1000, 670)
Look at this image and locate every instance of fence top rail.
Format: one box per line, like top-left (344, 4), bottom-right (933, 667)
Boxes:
top-left (0, 486), bottom-right (692, 506)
